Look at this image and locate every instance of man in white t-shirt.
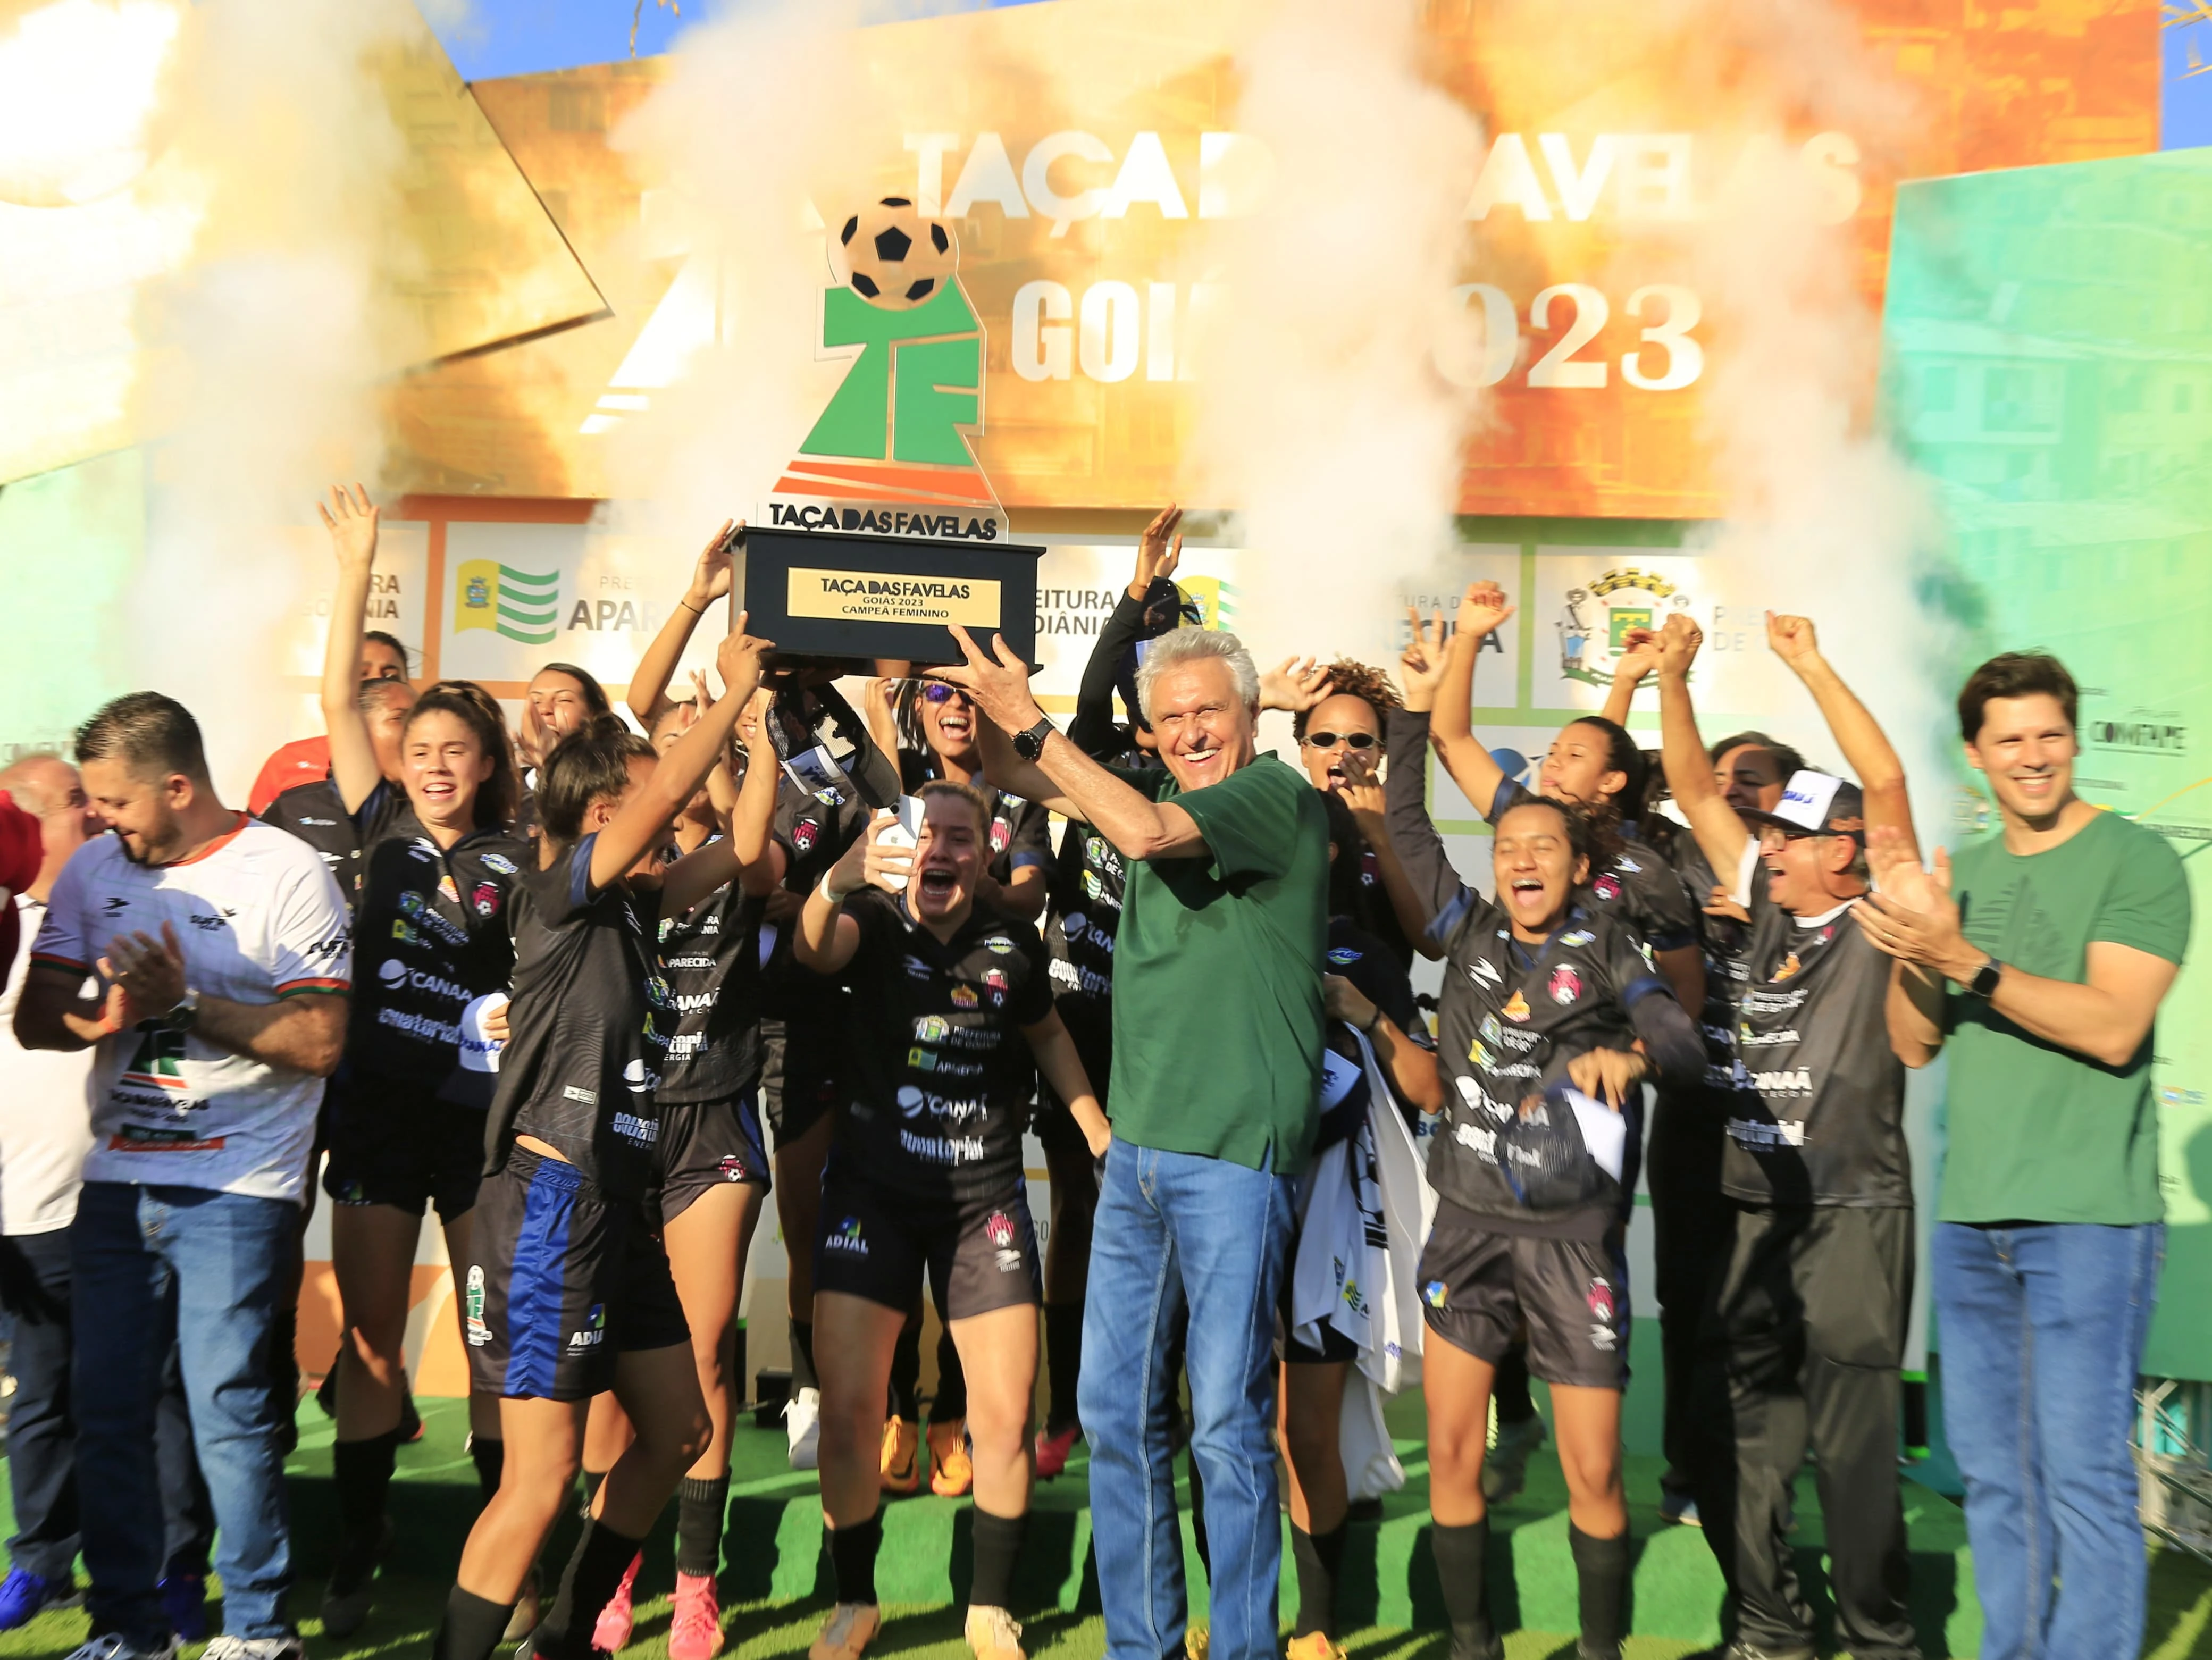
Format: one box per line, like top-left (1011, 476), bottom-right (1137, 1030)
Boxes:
top-left (15, 694), bottom-right (351, 1660)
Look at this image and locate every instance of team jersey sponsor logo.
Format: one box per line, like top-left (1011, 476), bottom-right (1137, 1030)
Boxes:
top-left (188, 908), bottom-right (236, 932)
top-left (718, 1152), bottom-right (752, 1181)
top-left (472, 882), bottom-right (501, 918)
top-left (1773, 952), bottom-right (1803, 983)
top-left (673, 991), bottom-right (717, 1013)
top-left (1591, 872), bottom-right (1621, 901)
top-left (950, 984), bottom-right (979, 1009)
top-left (984, 936), bottom-right (1015, 955)
top-left (1728, 1116), bottom-right (1808, 1149)
top-left (1328, 946), bottom-right (1361, 966)
top-left (825, 1217), bottom-right (868, 1256)
top-left (903, 955), bottom-right (934, 981)
top-left (1422, 1280), bottom-right (1449, 1309)
top-left (107, 1123), bottom-right (224, 1153)
top-left (465, 1265), bottom-right (490, 1345)
top-left (1454, 1121), bottom-right (1498, 1157)
top-left (438, 874), bottom-right (460, 904)
top-left (398, 890), bottom-right (467, 946)
top-left (622, 1059), bottom-right (657, 1096)
top-left (1587, 1277), bottom-right (1619, 1351)
top-left (569, 1304), bottom-right (607, 1351)
top-left (915, 1015), bottom-right (950, 1042)
top-left (986, 1209), bottom-right (1024, 1272)
top-left (121, 1026), bottom-right (189, 1093)
top-left (791, 820), bottom-right (820, 854)
top-left (1502, 990), bottom-right (1531, 1022)
top-left (666, 955), bottom-right (715, 970)
top-left (563, 1084), bottom-right (598, 1105)
top-left (481, 853), bottom-right (518, 875)
top-left (378, 1008), bottom-right (462, 1045)
top-left (899, 1127), bottom-right (985, 1164)
top-left (102, 895), bottom-right (129, 913)
top-left (611, 1110), bottom-right (659, 1146)
top-left (1549, 967), bottom-right (1581, 1005)
top-left (1738, 1025), bottom-right (1799, 1046)
top-left (982, 967), bottom-right (1008, 992)
top-left (1747, 1067), bottom-right (1813, 1096)
top-left (1469, 958), bottom-right (1503, 990)
top-left (378, 959), bottom-right (472, 1004)
top-left (989, 819), bottom-right (1012, 853)
top-left (1615, 855), bottom-right (1643, 873)
top-left (1049, 959), bottom-right (1112, 996)
top-left (895, 1085), bottom-right (985, 1125)
top-left (1559, 929), bottom-right (1594, 946)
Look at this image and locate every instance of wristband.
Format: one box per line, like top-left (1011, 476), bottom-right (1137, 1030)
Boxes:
top-left (817, 871), bottom-right (853, 907)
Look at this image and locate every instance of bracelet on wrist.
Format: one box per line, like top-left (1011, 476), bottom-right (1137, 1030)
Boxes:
top-left (816, 871), bottom-right (852, 907)
top-left (679, 598), bottom-right (706, 616)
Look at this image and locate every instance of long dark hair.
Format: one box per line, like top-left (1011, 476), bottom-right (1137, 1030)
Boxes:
top-left (537, 715), bottom-right (654, 849)
top-left (1561, 714), bottom-right (1645, 811)
top-left (403, 680), bottom-right (520, 831)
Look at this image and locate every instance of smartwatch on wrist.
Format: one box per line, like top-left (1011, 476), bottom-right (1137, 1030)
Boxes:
top-left (1011, 715), bottom-right (1057, 763)
top-left (1967, 957), bottom-right (2004, 999)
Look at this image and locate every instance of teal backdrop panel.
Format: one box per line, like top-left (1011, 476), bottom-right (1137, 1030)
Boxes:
top-left (1883, 147), bottom-right (2212, 1380)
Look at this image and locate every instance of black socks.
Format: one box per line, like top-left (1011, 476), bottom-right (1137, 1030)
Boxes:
top-left (432, 1586), bottom-right (515, 1660)
top-left (677, 1475), bottom-right (731, 1578)
top-left (332, 1429), bottom-right (400, 1579)
top-left (828, 1511), bottom-right (884, 1607)
top-left (790, 1318), bottom-right (818, 1393)
top-left (534, 1518), bottom-right (645, 1660)
top-left (932, 1326), bottom-right (967, 1423)
top-left (1493, 1347), bottom-right (1536, 1427)
top-left (1431, 1516), bottom-right (1496, 1656)
top-left (968, 1507), bottom-right (1025, 1611)
top-left (1290, 1522), bottom-right (1348, 1639)
top-left (889, 1320), bottom-right (923, 1421)
top-left (1568, 1523), bottom-right (1629, 1655)
top-left (579, 1467), bottom-right (608, 1518)
top-left (1044, 1302), bottom-right (1084, 1432)
top-left (467, 1435), bottom-right (504, 1504)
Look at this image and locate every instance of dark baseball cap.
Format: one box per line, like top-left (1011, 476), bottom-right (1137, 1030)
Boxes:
top-left (1738, 770), bottom-right (1866, 842)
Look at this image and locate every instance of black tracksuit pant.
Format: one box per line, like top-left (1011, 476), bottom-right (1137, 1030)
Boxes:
top-left (1692, 1202), bottom-right (1920, 1660)
top-left (1646, 1093), bottom-right (1732, 1495)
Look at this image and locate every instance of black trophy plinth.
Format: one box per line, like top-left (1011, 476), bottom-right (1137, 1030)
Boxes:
top-left (739, 527), bottom-right (1044, 669)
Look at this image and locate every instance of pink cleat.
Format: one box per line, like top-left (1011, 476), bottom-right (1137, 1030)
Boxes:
top-left (667, 1570), bottom-right (725, 1660)
top-left (591, 1550), bottom-right (642, 1654)
top-left (1033, 1422), bottom-right (1082, 1480)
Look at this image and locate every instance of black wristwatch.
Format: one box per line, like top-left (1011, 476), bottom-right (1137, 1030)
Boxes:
top-left (165, 988), bottom-right (201, 1033)
top-left (1011, 714), bottom-right (1057, 763)
top-left (1966, 957), bottom-right (2004, 999)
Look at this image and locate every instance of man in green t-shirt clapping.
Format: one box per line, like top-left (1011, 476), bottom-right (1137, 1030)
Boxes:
top-left (1859, 651), bottom-right (2190, 1660)
top-left (934, 572), bottom-right (1328, 1660)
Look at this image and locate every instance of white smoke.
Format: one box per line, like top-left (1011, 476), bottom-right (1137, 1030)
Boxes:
top-left (125, 0), bottom-right (421, 794)
top-left (1178, 0), bottom-right (1487, 699)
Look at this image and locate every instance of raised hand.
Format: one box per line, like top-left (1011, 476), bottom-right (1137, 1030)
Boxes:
top-left (714, 612), bottom-right (775, 704)
top-left (317, 483), bottom-right (378, 573)
top-left (1132, 504), bottom-right (1185, 599)
top-left (1656, 613), bottom-right (1704, 674)
top-left (1400, 607), bottom-right (1450, 712)
top-left (1340, 756), bottom-right (1389, 840)
top-left (517, 698), bottom-right (550, 771)
top-left (930, 625), bottom-right (1042, 735)
top-left (1614, 626), bottom-right (1662, 684)
top-left (1321, 973), bottom-right (1378, 1031)
top-left (1259, 656), bottom-right (1330, 715)
top-left (690, 519), bottom-right (740, 607)
top-left (1766, 611), bottom-right (1821, 669)
top-left (1455, 580), bottom-right (1515, 643)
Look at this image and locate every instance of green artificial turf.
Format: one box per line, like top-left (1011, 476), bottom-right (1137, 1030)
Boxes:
top-left (2, 1395), bottom-right (2210, 1658)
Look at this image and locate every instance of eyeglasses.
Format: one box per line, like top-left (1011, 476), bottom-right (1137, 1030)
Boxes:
top-left (921, 684), bottom-right (970, 706)
top-left (1303, 731), bottom-right (1377, 751)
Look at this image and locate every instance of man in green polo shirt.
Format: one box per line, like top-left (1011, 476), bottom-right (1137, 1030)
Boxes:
top-left (935, 583), bottom-right (1327, 1660)
top-left (1859, 650), bottom-right (2190, 1660)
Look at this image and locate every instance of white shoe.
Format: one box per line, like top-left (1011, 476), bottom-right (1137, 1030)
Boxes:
top-left (786, 1385), bottom-right (823, 1470)
top-left (65, 1638), bottom-right (180, 1660)
top-left (200, 1639), bottom-right (304, 1660)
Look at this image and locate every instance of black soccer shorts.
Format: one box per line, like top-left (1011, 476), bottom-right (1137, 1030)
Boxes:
top-left (322, 1074), bottom-right (486, 1224)
top-left (759, 1014), bottom-right (842, 1146)
top-left (464, 1147), bottom-right (690, 1401)
top-left (1417, 1202), bottom-right (1631, 1391)
top-left (653, 1089), bottom-right (771, 1224)
top-left (813, 1166), bottom-right (1041, 1323)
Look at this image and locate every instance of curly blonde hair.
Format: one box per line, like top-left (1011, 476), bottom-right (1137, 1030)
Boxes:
top-left (1292, 658), bottom-right (1402, 741)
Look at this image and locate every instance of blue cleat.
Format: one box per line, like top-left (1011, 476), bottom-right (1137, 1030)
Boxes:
top-left (157, 1574), bottom-right (208, 1644)
top-left (0, 1566), bottom-right (80, 1630)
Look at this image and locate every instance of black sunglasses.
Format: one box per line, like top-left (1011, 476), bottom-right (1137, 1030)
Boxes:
top-left (1303, 731), bottom-right (1377, 751)
top-left (921, 683), bottom-right (971, 705)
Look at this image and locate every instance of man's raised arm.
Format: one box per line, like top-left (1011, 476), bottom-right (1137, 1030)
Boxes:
top-left (937, 627), bottom-right (1210, 862)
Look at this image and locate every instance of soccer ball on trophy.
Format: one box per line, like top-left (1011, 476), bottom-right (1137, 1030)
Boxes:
top-left (831, 196), bottom-right (956, 309)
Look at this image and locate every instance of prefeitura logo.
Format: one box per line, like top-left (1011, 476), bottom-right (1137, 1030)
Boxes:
top-left (767, 196), bottom-right (1009, 543)
top-left (454, 559), bottom-right (559, 646)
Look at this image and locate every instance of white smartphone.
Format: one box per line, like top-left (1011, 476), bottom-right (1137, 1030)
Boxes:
top-left (875, 795), bottom-right (926, 891)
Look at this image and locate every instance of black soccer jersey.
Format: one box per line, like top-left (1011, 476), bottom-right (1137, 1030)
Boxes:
top-left (655, 844), bottom-right (764, 1105)
top-left (347, 785), bottom-right (527, 1105)
top-left (1673, 834), bottom-right (1754, 1093)
top-left (1045, 819), bottom-right (1125, 1022)
top-left (760, 771), bottom-right (872, 1019)
top-left (1348, 842), bottom-right (1419, 970)
top-left (1716, 884), bottom-right (1911, 1210)
top-left (1489, 777), bottom-right (1697, 954)
top-left (259, 777), bottom-right (364, 910)
top-left (488, 836), bottom-right (672, 1200)
top-left (831, 890), bottom-right (1053, 1204)
top-left (1388, 709), bottom-right (1691, 1233)
top-left (1324, 916), bottom-right (1430, 1126)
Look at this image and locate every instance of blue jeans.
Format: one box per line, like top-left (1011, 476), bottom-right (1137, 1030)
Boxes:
top-left (1079, 1139), bottom-right (1295, 1660)
top-left (72, 1182), bottom-right (299, 1644)
top-left (1933, 1220), bottom-right (2162, 1660)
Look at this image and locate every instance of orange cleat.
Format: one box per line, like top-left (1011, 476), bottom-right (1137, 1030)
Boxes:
top-left (881, 1417), bottom-right (921, 1495)
top-left (928, 1419), bottom-right (974, 1498)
